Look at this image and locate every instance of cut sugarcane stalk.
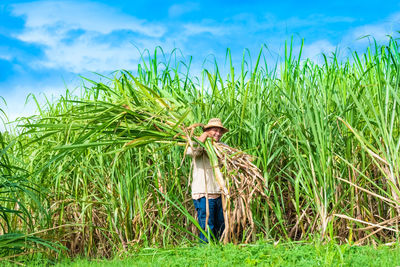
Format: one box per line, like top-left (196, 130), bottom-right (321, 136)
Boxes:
top-left (204, 138), bottom-right (231, 243)
top-left (204, 138), bottom-right (229, 196)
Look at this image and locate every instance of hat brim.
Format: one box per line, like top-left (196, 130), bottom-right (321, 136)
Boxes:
top-left (203, 125), bottom-right (229, 133)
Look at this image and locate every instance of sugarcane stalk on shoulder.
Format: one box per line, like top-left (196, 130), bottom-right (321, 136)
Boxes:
top-left (203, 138), bottom-right (228, 196)
top-left (203, 137), bottom-right (231, 243)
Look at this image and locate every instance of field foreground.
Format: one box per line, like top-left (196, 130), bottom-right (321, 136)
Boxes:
top-left (51, 242), bottom-right (400, 267)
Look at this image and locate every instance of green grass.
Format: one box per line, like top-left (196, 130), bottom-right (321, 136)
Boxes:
top-left (50, 242), bottom-right (400, 267)
top-left (4, 242), bottom-right (400, 266)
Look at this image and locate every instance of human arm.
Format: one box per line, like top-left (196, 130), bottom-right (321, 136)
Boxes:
top-left (186, 131), bottom-right (211, 157)
top-left (197, 132), bottom-right (209, 143)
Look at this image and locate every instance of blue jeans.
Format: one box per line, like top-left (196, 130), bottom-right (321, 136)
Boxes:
top-left (193, 197), bottom-right (225, 243)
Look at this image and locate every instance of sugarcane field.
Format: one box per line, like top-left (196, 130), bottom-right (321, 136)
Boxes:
top-left (2, 2), bottom-right (400, 265)
top-left (2, 37), bottom-right (400, 265)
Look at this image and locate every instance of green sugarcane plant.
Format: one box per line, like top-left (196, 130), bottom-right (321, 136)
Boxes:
top-left (20, 71), bottom-right (267, 245)
top-left (3, 37), bottom-right (400, 259)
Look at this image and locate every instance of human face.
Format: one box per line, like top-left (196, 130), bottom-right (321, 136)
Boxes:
top-left (206, 127), bottom-right (224, 142)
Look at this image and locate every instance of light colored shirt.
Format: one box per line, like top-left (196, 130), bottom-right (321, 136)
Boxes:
top-left (192, 193), bottom-right (221, 200)
top-left (186, 146), bottom-right (221, 199)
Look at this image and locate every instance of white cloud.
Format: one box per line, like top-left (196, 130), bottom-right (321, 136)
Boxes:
top-left (284, 15), bottom-right (355, 28)
top-left (36, 37), bottom-right (141, 73)
top-left (11, 1), bottom-right (165, 37)
top-left (183, 23), bottom-right (229, 36)
top-left (0, 47), bottom-right (13, 61)
top-left (0, 54), bottom-right (12, 61)
top-left (301, 40), bottom-right (337, 62)
top-left (169, 2), bottom-right (200, 18)
top-left (181, 14), bottom-right (275, 38)
top-left (10, 0), bottom-right (167, 73)
top-left (0, 85), bottom-right (65, 132)
top-left (179, 13), bottom-right (354, 40)
top-left (350, 25), bottom-right (392, 43)
top-left (344, 12), bottom-right (400, 47)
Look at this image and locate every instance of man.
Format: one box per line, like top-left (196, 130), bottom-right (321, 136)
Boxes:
top-left (186, 118), bottom-right (228, 243)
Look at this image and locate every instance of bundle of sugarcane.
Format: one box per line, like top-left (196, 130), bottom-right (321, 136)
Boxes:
top-left (183, 123), bottom-right (268, 243)
top-left (199, 140), bottom-right (268, 243)
top-left (213, 142), bottom-right (268, 243)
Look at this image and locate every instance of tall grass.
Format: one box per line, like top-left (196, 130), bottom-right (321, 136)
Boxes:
top-left (1, 37), bottom-right (400, 258)
top-left (0, 130), bottom-right (60, 262)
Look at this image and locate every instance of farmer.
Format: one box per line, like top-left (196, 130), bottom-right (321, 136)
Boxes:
top-left (186, 118), bottom-right (228, 243)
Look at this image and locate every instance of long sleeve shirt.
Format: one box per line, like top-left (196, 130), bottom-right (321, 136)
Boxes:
top-left (186, 146), bottom-right (221, 199)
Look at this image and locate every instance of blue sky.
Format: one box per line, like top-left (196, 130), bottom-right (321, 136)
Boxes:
top-left (1, 0), bottom-right (400, 128)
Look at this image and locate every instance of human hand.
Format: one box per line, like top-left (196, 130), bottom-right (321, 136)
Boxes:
top-left (198, 131), bottom-right (211, 143)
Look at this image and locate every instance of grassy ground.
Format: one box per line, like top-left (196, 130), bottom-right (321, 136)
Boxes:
top-left (49, 242), bottom-right (400, 267)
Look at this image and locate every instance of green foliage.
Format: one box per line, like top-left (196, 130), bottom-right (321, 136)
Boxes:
top-left (1, 37), bottom-right (400, 261)
top-left (0, 131), bottom-right (61, 259)
top-left (54, 242), bottom-right (400, 267)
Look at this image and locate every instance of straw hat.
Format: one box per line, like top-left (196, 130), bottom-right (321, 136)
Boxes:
top-left (203, 118), bottom-right (229, 133)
